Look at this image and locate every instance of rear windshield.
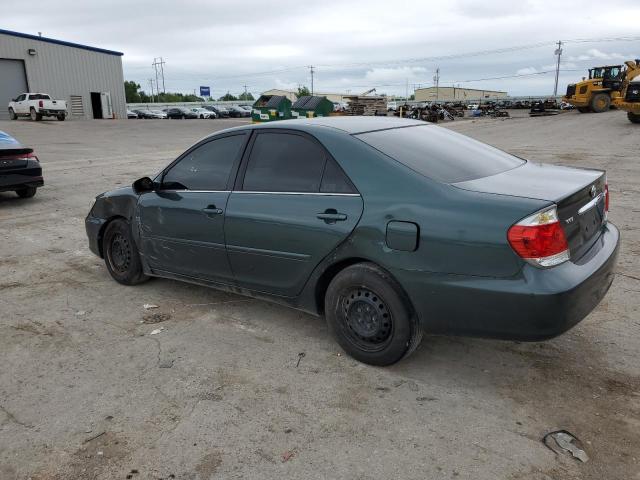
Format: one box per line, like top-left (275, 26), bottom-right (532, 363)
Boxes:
top-left (356, 125), bottom-right (524, 183)
top-left (29, 94), bottom-right (51, 100)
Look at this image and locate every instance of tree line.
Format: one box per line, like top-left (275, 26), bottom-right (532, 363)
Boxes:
top-left (125, 81), bottom-right (254, 103)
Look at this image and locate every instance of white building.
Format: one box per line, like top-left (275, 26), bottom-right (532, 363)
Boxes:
top-left (262, 89), bottom-right (350, 104)
top-left (0, 28), bottom-right (126, 120)
top-left (414, 86), bottom-right (507, 102)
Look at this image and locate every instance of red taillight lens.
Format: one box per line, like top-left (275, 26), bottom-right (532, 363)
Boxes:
top-left (604, 180), bottom-right (609, 212)
top-left (507, 206), bottom-right (569, 268)
top-left (39, 100), bottom-right (44, 108)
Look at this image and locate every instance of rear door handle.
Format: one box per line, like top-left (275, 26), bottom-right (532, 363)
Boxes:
top-left (202, 205), bottom-right (223, 215)
top-left (317, 209), bottom-right (347, 223)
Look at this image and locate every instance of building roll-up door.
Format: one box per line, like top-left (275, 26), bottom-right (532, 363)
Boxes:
top-left (0, 59), bottom-right (28, 120)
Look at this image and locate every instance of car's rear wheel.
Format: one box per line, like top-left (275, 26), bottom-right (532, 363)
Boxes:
top-left (103, 219), bottom-right (149, 285)
top-left (16, 186), bottom-right (37, 198)
top-left (57, 114), bottom-right (65, 121)
top-left (8, 108), bottom-right (17, 120)
top-left (325, 262), bottom-right (422, 366)
top-left (30, 108), bottom-right (42, 121)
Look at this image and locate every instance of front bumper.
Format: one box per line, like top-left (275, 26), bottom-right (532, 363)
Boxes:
top-left (401, 223), bottom-right (620, 340)
top-left (86, 214), bottom-right (107, 257)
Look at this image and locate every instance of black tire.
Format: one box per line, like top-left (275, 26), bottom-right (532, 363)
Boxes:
top-left (30, 108), bottom-right (41, 121)
top-left (16, 186), bottom-right (37, 198)
top-left (325, 262), bottom-right (422, 366)
top-left (102, 219), bottom-right (149, 285)
top-left (577, 107), bottom-right (590, 113)
top-left (57, 114), bottom-right (65, 121)
top-left (8, 108), bottom-right (17, 120)
top-left (628, 112), bottom-right (640, 124)
top-left (590, 93), bottom-right (610, 113)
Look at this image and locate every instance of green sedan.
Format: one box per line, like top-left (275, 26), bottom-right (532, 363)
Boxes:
top-left (86, 117), bottom-right (619, 365)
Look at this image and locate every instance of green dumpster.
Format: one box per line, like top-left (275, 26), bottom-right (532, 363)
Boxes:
top-left (291, 96), bottom-right (334, 119)
top-left (252, 95), bottom-right (292, 122)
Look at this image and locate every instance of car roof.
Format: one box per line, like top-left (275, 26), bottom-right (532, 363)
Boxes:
top-left (252, 116), bottom-right (428, 134)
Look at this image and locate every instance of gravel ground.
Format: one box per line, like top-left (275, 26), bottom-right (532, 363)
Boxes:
top-left (0, 111), bottom-right (638, 480)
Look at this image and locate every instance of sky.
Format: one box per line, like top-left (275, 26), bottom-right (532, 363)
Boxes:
top-left (2, 0), bottom-right (640, 98)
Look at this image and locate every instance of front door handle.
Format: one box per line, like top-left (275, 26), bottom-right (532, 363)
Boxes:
top-left (317, 209), bottom-right (347, 223)
top-left (202, 205), bottom-right (223, 215)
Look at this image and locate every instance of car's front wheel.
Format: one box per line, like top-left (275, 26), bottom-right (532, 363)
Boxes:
top-left (103, 219), bottom-right (149, 285)
top-left (325, 262), bottom-right (422, 366)
top-left (16, 186), bottom-right (37, 198)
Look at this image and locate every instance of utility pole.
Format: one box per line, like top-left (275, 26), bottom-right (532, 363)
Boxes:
top-left (152, 59), bottom-right (160, 101)
top-left (433, 67), bottom-right (440, 102)
top-left (152, 57), bottom-right (167, 94)
top-left (553, 40), bottom-right (563, 96)
top-left (243, 84), bottom-right (248, 100)
top-left (405, 78), bottom-right (409, 101)
top-left (308, 65), bottom-right (315, 95)
top-left (148, 79), bottom-right (155, 103)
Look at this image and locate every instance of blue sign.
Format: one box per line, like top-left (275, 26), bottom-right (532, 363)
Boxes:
top-left (200, 86), bottom-right (211, 97)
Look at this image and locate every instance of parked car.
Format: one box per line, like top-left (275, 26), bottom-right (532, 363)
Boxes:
top-left (202, 105), bottom-right (229, 118)
top-left (191, 108), bottom-right (215, 119)
top-left (127, 110), bottom-right (138, 119)
top-left (228, 106), bottom-right (251, 118)
top-left (0, 130), bottom-right (43, 198)
top-left (133, 109), bottom-right (166, 119)
top-left (166, 107), bottom-right (198, 119)
top-left (8, 93), bottom-right (67, 121)
top-left (86, 117), bottom-right (619, 366)
top-left (239, 105), bottom-right (253, 113)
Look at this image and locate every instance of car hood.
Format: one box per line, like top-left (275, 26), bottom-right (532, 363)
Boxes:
top-left (452, 161), bottom-right (602, 202)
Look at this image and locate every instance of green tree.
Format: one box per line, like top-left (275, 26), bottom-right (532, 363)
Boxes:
top-left (219, 92), bottom-right (238, 101)
top-left (124, 80), bottom-right (142, 103)
top-left (409, 94), bottom-right (415, 101)
top-left (238, 92), bottom-right (254, 101)
top-left (296, 86), bottom-right (311, 97)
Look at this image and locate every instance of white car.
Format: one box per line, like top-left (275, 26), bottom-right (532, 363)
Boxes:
top-left (8, 93), bottom-right (67, 121)
top-left (191, 108), bottom-right (214, 119)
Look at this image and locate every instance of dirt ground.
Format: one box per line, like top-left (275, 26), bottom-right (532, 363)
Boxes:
top-left (0, 111), bottom-right (638, 480)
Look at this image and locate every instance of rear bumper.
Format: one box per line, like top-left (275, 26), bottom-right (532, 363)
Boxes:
top-left (39, 109), bottom-right (66, 116)
top-left (0, 168), bottom-right (44, 192)
top-left (401, 223), bottom-right (620, 340)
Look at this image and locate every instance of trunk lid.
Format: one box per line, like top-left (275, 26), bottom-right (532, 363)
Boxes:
top-left (453, 161), bottom-right (606, 260)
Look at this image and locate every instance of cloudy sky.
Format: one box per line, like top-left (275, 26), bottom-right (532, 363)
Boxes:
top-left (3, 0), bottom-right (640, 98)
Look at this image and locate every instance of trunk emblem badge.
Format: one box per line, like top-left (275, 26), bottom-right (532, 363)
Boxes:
top-left (590, 185), bottom-right (597, 198)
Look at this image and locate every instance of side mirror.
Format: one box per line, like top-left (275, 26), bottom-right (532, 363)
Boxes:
top-left (132, 177), bottom-right (156, 194)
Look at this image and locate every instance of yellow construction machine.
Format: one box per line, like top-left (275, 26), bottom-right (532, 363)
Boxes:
top-left (563, 64), bottom-right (625, 113)
top-left (611, 60), bottom-right (640, 124)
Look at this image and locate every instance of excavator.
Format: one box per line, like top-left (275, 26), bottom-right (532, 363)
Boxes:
top-left (563, 64), bottom-right (625, 113)
top-left (611, 59), bottom-right (640, 124)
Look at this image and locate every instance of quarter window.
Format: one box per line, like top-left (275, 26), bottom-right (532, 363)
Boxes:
top-left (162, 134), bottom-right (245, 191)
top-left (320, 158), bottom-right (356, 193)
top-left (242, 132), bottom-right (326, 192)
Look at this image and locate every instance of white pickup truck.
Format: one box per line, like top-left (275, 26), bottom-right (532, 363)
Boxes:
top-left (8, 93), bottom-right (67, 121)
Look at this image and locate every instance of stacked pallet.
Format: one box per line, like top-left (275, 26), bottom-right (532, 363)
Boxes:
top-left (345, 96), bottom-right (387, 116)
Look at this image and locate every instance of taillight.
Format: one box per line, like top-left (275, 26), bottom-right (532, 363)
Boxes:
top-left (507, 206), bottom-right (569, 268)
top-left (3, 151), bottom-right (39, 162)
top-left (604, 178), bottom-right (609, 212)
top-left (39, 100), bottom-right (44, 108)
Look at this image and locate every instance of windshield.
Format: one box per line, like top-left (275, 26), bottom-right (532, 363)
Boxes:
top-left (356, 125), bottom-right (525, 183)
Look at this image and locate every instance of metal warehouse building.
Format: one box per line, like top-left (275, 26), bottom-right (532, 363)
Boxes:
top-left (0, 28), bottom-right (126, 120)
top-left (414, 86), bottom-right (507, 102)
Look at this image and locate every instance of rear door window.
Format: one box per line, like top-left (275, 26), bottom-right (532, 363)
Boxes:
top-left (320, 158), bottom-right (356, 193)
top-left (162, 134), bottom-right (246, 190)
top-left (242, 132), bottom-right (326, 192)
top-left (356, 125), bottom-right (524, 183)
